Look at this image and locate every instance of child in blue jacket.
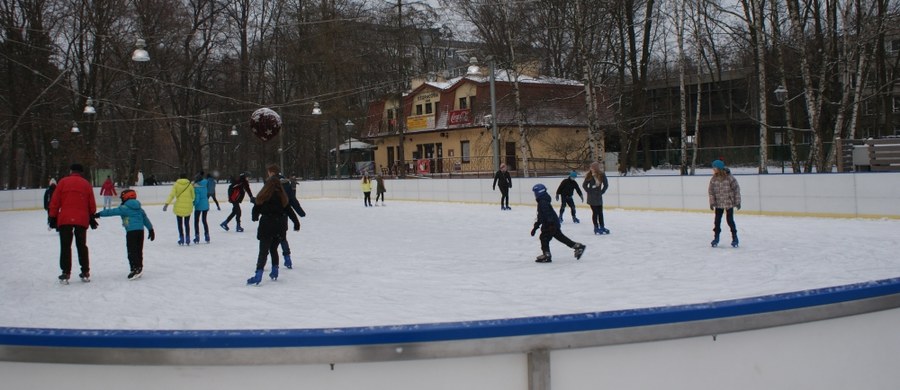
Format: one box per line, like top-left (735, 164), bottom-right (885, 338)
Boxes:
top-left (530, 183), bottom-right (585, 263)
top-left (95, 189), bottom-right (155, 279)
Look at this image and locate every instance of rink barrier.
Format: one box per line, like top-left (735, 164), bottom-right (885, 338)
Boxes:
top-left (1, 277), bottom-right (899, 365)
top-left (3, 172), bottom-right (900, 218)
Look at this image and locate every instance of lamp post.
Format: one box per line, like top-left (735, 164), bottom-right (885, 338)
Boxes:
top-left (484, 56), bottom-right (500, 172)
top-left (345, 120), bottom-right (355, 176)
top-left (50, 138), bottom-right (60, 179)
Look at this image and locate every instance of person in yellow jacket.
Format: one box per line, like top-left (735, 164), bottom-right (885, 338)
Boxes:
top-left (163, 173), bottom-right (196, 245)
top-left (360, 174), bottom-right (373, 207)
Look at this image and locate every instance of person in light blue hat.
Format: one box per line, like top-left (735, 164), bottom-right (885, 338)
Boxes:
top-left (708, 159), bottom-right (741, 247)
top-left (555, 170), bottom-right (584, 223)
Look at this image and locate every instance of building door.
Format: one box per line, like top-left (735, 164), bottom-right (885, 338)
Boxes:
top-left (387, 147), bottom-right (395, 175)
top-left (424, 144), bottom-right (435, 173)
top-left (505, 142), bottom-right (517, 171)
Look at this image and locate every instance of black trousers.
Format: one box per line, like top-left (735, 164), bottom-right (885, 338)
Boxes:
top-left (376, 191), bottom-right (385, 202)
top-left (363, 191), bottom-right (372, 206)
top-left (539, 227), bottom-right (576, 254)
top-left (499, 187), bottom-right (509, 208)
top-left (208, 193), bottom-right (220, 209)
top-left (256, 236), bottom-right (281, 270)
top-left (194, 209), bottom-right (209, 237)
top-left (224, 202), bottom-right (242, 225)
top-left (559, 196), bottom-right (577, 217)
top-left (176, 216), bottom-right (190, 239)
top-left (58, 225), bottom-right (89, 275)
top-left (590, 205), bottom-right (605, 228)
top-left (713, 208), bottom-right (737, 235)
top-left (126, 230), bottom-right (144, 270)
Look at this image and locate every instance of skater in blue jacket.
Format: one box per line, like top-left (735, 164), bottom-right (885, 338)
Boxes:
top-left (95, 189), bottom-right (155, 279)
top-left (530, 183), bottom-right (585, 263)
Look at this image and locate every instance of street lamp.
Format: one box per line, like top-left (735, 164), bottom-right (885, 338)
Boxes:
top-left (70, 121), bottom-right (80, 133)
top-left (774, 85), bottom-right (788, 103)
top-left (132, 38), bottom-right (150, 62)
top-left (83, 97), bottom-right (96, 115)
top-left (345, 120), bottom-right (355, 176)
top-left (230, 125), bottom-right (239, 136)
top-left (484, 56), bottom-right (500, 172)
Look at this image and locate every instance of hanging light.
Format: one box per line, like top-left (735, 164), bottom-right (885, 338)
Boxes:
top-left (50, 139), bottom-right (60, 149)
top-left (311, 102), bottom-right (322, 116)
top-left (132, 38), bottom-right (150, 62)
top-left (230, 125), bottom-right (239, 136)
top-left (83, 97), bottom-right (96, 114)
top-left (774, 85), bottom-right (788, 103)
top-left (70, 121), bottom-right (80, 133)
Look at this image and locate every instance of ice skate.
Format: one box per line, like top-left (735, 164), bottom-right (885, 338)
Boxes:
top-left (205, 232), bottom-right (210, 243)
top-left (599, 226), bottom-right (610, 234)
top-left (78, 272), bottom-right (90, 283)
top-left (573, 243), bottom-right (586, 260)
top-left (219, 222), bottom-right (229, 231)
top-left (235, 225), bottom-right (244, 233)
top-left (246, 269), bottom-right (264, 286)
top-left (178, 235), bottom-right (185, 246)
top-left (58, 273), bottom-right (70, 285)
top-left (535, 252), bottom-right (552, 263)
top-left (269, 266), bottom-right (279, 281)
top-left (572, 216), bottom-right (580, 224)
top-left (128, 268), bottom-right (143, 280)
top-left (193, 235), bottom-right (199, 244)
top-left (283, 255), bottom-right (293, 269)
top-left (731, 232), bottom-right (739, 248)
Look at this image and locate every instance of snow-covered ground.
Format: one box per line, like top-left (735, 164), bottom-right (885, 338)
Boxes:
top-left (2, 199), bottom-right (899, 331)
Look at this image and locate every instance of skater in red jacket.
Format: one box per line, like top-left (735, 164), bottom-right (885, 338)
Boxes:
top-left (48, 163), bottom-right (98, 283)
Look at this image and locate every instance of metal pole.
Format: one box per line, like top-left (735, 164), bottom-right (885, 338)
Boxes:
top-left (279, 131), bottom-right (284, 170)
top-left (488, 56), bottom-right (500, 172)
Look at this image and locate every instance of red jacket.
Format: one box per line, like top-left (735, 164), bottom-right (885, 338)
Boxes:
top-left (49, 173), bottom-right (97, 227)
top-left (100, 178), bottom-right (117, 196)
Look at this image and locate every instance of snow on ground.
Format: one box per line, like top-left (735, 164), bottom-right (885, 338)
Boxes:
top-left (2, 199), bottom-right (899, 331)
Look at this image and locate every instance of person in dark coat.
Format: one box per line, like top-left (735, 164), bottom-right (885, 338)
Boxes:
top-left (277, 168), bottom-right (305, 269)
top-left (221, 172), bottom-right (255, 233)
top-left (530, 183), bottom-right (585, 263)
top-left (246, 164), bottom-right (299, 285)
top-left (583, 162), bottom-right (610, 235)
top-left (48, 163), bottom-right (97, 283)
top-left (492, 163), bottom-right (512, 210)
top-left (43, 178), bottom-right (57, 230)
top-left (556, 171), bottom-right (584, 223)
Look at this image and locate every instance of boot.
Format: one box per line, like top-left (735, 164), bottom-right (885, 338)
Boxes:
top-left (535, 252), bottom-right (552, 263)
top-left (219, 222), bottom-right (229, 231)
top-left (246, 269), bottom-right (264, 285)
top-left (572, 216), bottom-right (580, 223)
top-left (205, 232), bottom-right (210, 243)
top-left (731, 231), bottom-right (739, 248)
top-left (573, 243), bottom-right (586, 260)
top-left (283, 255), bottom-right (293, 269)
top-left (711, 229), bottom-right (721, 247)
top-left (178, 234), bottom-right (184, 246)
top-left (558, 211), bottom-right (564, 223)
top-left (269, 266), bottom-right (279, 281)
top-left (193, 235), bottom-right (199, 244)
top-left (235, 224), bottom-right (244, 233)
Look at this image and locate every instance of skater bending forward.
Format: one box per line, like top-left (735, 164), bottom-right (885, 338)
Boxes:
top-left (708, 159), bottom-right (741, 247)
top-left (530, 183), bottom-right (585, 263)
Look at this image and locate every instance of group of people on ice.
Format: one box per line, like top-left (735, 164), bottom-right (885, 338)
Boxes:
top-left (494, 159), bottom-right (741, 263)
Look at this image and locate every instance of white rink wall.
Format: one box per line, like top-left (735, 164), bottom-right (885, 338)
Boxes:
top-left (4, 172), bottom-right (900, 218)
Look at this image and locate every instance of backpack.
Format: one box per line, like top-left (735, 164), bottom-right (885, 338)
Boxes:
top-left (228, 184), bottom-right (241, 203)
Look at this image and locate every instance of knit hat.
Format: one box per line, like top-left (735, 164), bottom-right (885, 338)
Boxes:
top-left (569, 171), bottom-right (577, 178)
top-left (712, 160), bottom-right (725, 170)
top-left (70, 163), bottom-right (84, 173)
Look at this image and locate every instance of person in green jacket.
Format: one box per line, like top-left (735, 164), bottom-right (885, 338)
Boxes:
top-left (163, 173), bottom-right (196, 245)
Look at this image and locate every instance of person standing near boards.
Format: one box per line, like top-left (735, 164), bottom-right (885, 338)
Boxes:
top-left (583, 162), bottom-right (610, 235)
top-left (708, 159), bottom-right (741, 248)
top-left (492, 163), bottom-right (512, 210)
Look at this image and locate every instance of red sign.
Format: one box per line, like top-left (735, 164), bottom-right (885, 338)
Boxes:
top-left (448, 109), bottom-right (472, 126)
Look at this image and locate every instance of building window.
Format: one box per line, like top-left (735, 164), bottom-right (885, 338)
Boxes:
top-left (894, 97), bottom-right (900, 113)
top-left (425, 102), bottom-right (433, 114)
top-left (892, 39), bottom-right (900, 53)
top-left (459, 97), bottom-right (467, 109)
top-left (461, 140), bottom-right (471, 163)
top-left (416, 104), bottom-right (423, 115)
top-left (469, 96), bottom-right (476, 109)
top-left (865, 101), bottom-right (875, 116)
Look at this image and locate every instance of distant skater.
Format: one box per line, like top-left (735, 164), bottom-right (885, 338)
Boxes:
top-left (206, 173), bottom-right (220, 211)
top-left (100, 176), bottom-right (117, 210)
top-left (708, 159), bottom-right (741, 247)
top-left (221, 173), bottom-right (255, 232)
top-left (193, 172), bottom-right (210, 244)
top-left (163, 173), bottom-right (195, 246)
top-left (361, 174), bottom-right (373, 207)
top-left (556, 171), bottom-right (584, 223)
top-left (583, 162), bottom-right (610, 235)
top-left (493, 163), bottom-right (512, 210)
top-left (374, 174), bottom-right (386, 206)
top-left (530, 183), bottom-right (585, 263)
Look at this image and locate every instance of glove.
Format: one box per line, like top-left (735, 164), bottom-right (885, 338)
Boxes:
top-left (92, 213), bottom-right (100, 219)
top-left (48, 217), bottom-right (57, 229)
top-left (148, 229), bottom-right (155, 241)
top-left (89, 216), bottom-right (98, 230)
top-left (530, 224), bottom-right (539, 236)
top-left (249, 196), bottom-right (256, 203)
top-left (298, 208), bottom-right (306, 218)
top-left (736, 203), bottom-right (741, 210)
top-left (293, 223), bottom-right (300, 231)
top-left (162, 204), bottom-right (168, 212)
top-left (710, 205), bottom-right (715, 211)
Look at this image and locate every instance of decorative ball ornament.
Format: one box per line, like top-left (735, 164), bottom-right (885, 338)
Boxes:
top-left (249, 108), bottom-right (282, 142)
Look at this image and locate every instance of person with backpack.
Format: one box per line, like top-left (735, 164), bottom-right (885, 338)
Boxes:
top-left (220, 173), bottom-right (255, 233)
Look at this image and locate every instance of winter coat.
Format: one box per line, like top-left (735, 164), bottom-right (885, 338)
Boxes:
top-left (227, 178), bottom-right (254, 204)
top-left (251, 178), bottom-right (297, 241)
top-left (43, 184), bottom-right (56, 211)
top-left (583, 173), bottom-right (609, 206)
top-left (280, 175), bottom-right (306, 217)
top-left (708, 173), bottom-right (741, 209)
top-left (493, 170), bottom-right (512, 190)
top-left (532, 192), bottom-right (560, 232)
top-left (556, 178), bottom-right (583, 199)
top-left (48, 173), bottom-right (96, 228)
top-left (375, 177), bottom-right (386, 194)
top-left (164, 178), bottom-right (195, 217)
top-left (361, 179), bottom-right (372, 193)
top-left (100, 178), bottom-right (117, 196)
top-left (206, 177), bottom-right (216, 196)
top-left (97, 199), bottom-right (153, 232)
top-left (193, 179), bottom-right (210, 211)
